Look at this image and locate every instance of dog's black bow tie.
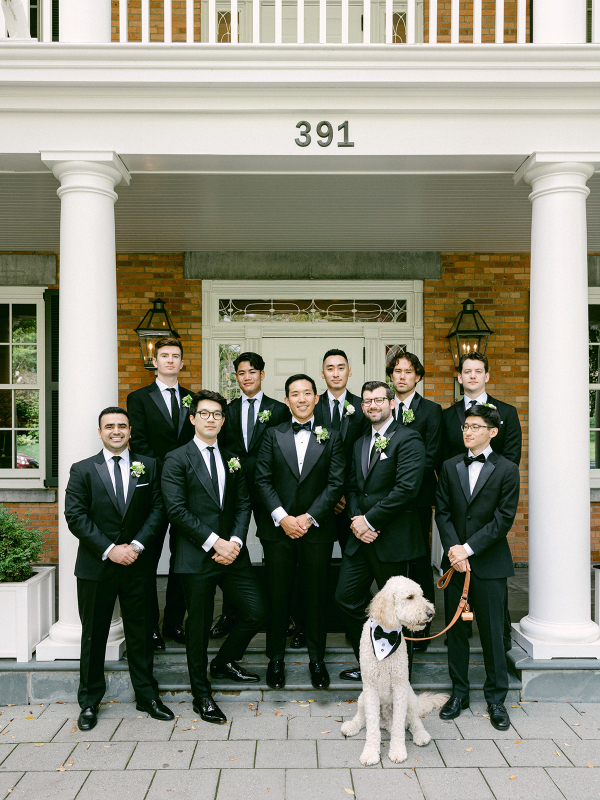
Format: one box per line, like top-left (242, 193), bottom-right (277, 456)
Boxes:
top-left (464, 453), bottom-right (486, 467)
top-left (292, 422), bottom-right (312, 434)
top-left (373, 626), bottom-right (400, 646)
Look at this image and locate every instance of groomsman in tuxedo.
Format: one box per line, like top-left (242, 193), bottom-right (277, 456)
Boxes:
top-left (127, 337), bottom-right (195, 650)
top-left (213, 351), bottom-right (291, 639)
top-left (255, 374), bottom-right (345, 690)
top-left (335, 381), bottom-right (426, 681)
top-left (65, 407), bottom-right (174, 731)
top-left (161, 390), bottom-right (266, 724)
top-left (387, 351), bottom-right (443, 648)
top-left (436, 403), bottom-right (519, 731)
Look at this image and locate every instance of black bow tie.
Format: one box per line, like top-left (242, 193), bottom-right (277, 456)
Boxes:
top-left (373, 625), bottom-right (400, 646)
top-left (292, 421), bottom-right (312, 435)
top-left (464, 453), bottom-right (486, 467)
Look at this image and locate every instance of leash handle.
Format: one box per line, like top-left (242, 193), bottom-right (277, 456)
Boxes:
top-left (404, 566), bottom-right (471, 642)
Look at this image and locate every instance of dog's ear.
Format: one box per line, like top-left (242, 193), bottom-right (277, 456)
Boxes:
top-left (368, 585), bottom-right (398, 630)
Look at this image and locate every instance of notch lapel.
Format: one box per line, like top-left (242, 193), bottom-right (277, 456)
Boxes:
top-left (122, 455), bottom-right (139, 518)
top-left (299, 430), bottom-right (327, 484)
top-left (411, 392), bottom-right (422, 416)
top-left (456, 401), bottom-right (466, 427)
top-left (469, 457), bottom-right (496, 503)
top-left (185, 443), bottom-right (221, 508)
top-left (149, 383), bottom-right (175, 429)
top-left (229, 398), bottom-right (245, 452)
top-left (366, 421), bottom-right (398, 481)
top-left (340, 392), bottom-right (356, 441)
top-left (455, 460), bottom-right (471, 504)
top-left (249, 396), bottom-right (272, 451)
top-left (178, 389), bottom-right (190, 437)
top-left (94, 455), bottom-right (120, 515)
top-left (274, 426), bottom-right (301, 482)
top-left (320, 396), bottom-right (332, 429)
top-left (361, 435), bottom-right (371, 481)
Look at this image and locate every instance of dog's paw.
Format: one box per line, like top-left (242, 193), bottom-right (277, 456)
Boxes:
top-left (359, 746), bottom-right (381, 766)
top-left (341, 720), bottom-right (362, 738)
top-left (412, 730), bottom-right (431, 747)
top-left (388, 745), bottom-right (408, 763)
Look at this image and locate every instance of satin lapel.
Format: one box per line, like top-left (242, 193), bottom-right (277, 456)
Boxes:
top-left (249, 396), bottom-right (272, 450)
top-left (178, 389), bottom-right (190, 436)
top-left (340, 392), bottom-right (356, 441)
top-left (185, 444), bottom-right (220, 508)
top-left (94, 457), bottom-right (120, 515)
top-left (455, 460), bottom-right (471, 504)
top-left (456, 401), bottom-right (466, 427)
top-left (361, 435), bottom-right (370, 480)
top-left (299, 429), bottom-right (327, 484)
top-left (149, 384), bottom-right (175, 429)
top-left (320, 397), bottom-right (332, 429)
top-left (366, 421), bottom-right (399, 481)
top-left (122, 455), bottom-right (139, 518)
top-left (229, 398), bottom-right (245, 451)
top-left (411, 392), bottom-right (422, 416)
top-left (469, 458), bottom-right (496, 504)
top-left (274, 426), bottom-right (301, 482)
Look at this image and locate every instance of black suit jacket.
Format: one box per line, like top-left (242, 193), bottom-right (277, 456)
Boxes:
top-left (442, 394), bottom-right (522, 466)
top-left (64, 451), bottom-right (165, 581)
top-left (127, 382), bottom-right (195, 466)
top-left (314, 390), bottom-right (370, 484)
top-left (435, 451), bottom-right (519, 579)
top-left (161, 440), bottom-right (251, 574)
top-left (396, 393), bottom-right (443, 508)
top-left (346, 419), bottom-right (426, 563)
top-left (254, 421), bottom-right (345, 543)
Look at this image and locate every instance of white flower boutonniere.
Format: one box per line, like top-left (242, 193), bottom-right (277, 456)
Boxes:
top-left (374, 435), bottom-right (390, 453)
top-left (258, 409), bottom-right (272, 423)
top-left (182, 395), bottom-right (192, 408)
top-left (314, 426), bottom-right (329, 444)
top-left (131, 461), bottom-right (146, 478)
top-left (402, 408), bottom-right (415, 425)
top-left (227, 457), bottom-right (241, 473)
top-left (480, 402), bottom-right (497, 409)
top-left (344, 401), bottom-right (355, 418)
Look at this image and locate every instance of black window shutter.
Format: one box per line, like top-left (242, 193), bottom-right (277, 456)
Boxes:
top-left (44, 289), bottom-right (59, 487)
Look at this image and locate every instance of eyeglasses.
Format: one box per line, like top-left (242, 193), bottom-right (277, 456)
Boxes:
top-left (195, 410), bottom-right (224, 420)
top-left (461, 424), bottom-right (492, 432)
top-left (362, 397), bottom-right (389, 407)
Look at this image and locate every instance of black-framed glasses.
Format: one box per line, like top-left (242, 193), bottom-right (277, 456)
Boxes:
top-left (195, 410), bottom-right (224, 420)
top-left (362, 397), bottom-right (388, 407)
top-left (461, 423), bottom-right (492, 432)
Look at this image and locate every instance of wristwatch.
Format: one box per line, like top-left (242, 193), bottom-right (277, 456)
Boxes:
top-left (131, 542), bottom-right (143, 554)
top-left (306, 513), bottom-right (317, 526)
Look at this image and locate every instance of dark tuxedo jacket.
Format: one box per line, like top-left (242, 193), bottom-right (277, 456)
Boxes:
top-left (64, 451), bottom-right (165, 581)
top-left (435, 451), bottom-right (519, 580)
top-left (442, 394), bottom-right (522, 466)
top-left (161, 440), bottom-right (252, 574)
top-left (254, 421), bottom-right (346, 543)
top-left (314, 390), bottom-right (370, 483)
top-left (346, 419), bottom-right (426, 563)
top-left (396, 393), bottom-right (443, 508)
top-left (127, 381), bottom-right (195, 466)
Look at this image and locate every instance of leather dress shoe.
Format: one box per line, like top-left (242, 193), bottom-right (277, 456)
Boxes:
top-left (266, 659), bottom-right (286, 689)
top-left (152, 629), bottom-right (166, 651)
top-left (439, 695), bottom-right (470, 720)
top-left (162, 623), bottom-right (185, 645)
top-left (209, 614), bottom-right (236, 639)
top-left (290, 630), bottom-right (307, 649)
top-left (136, 698), bottom-right (175, 721)
top-left (193, 696), bottom-right (227, 724)
top-left (487, 702), bottom-right (510, 731)
top-left (77, 706), bottom-right (99, 731)
top-left (339, 667), bottom-right (362, 682)
top-left (309, 661), bottom-right (330, 689)
top-left (210, 660), bottom-right (260, 682)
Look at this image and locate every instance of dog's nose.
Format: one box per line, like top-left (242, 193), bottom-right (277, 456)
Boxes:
top-left (426, 609), bottom-right (434, 619)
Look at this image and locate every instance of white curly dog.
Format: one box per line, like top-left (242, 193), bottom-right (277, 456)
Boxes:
top-left (341, 575), bottom-right (448, 766)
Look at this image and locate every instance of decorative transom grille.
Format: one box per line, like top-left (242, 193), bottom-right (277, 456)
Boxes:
top-left (218, 298), bottom-right (408, 323)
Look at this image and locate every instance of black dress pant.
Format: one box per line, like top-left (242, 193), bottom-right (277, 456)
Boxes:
top-left (262, 537), bottom-right (334, 663)
top-left (179, 553), bottom-right (266, 698)
top-left (445, 570), bottom-right (509, 704)
top-left (147, 522), bottom-right (187, 630)
top-left (335, 508), bottom-right (352, 553)
top-left (411, 506), bottom-right (436, 605)
top-left (77, 562), bottom-right (158, 709)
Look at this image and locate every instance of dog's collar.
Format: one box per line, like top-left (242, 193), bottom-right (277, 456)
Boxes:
top-left (370, 620), bottom-right (403, 661)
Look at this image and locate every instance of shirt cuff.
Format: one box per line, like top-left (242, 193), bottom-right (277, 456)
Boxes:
top-left (131, 540), bottom-right (144, 552)
top-left (203, 532), bottom-right (219, 552)
top-left (230, 536), bottom-right (243, 549)
top-left (102, 543), bottom-right (116, 561)
top-left (463, 543), bottom-right (475, 557)
top-left (272, 507), bottom-right (288, 526)
top-left (364, 516), bottom-right (375, 532)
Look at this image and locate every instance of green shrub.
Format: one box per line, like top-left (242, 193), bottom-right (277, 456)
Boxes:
top-left (0, 505), bottom-right (49, 583)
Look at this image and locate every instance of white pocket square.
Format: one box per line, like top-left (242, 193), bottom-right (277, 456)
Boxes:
top-left (380, 453), bottom-right (388, 460)
top-left (136, 483), bottom-right (149, 488)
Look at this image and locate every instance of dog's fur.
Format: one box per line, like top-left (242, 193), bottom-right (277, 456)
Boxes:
top-left (340, 576), bottom-right (448, 765)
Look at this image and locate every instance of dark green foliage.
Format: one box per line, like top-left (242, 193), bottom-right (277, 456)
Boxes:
top-left (0, 505), bottom-right (49, 583)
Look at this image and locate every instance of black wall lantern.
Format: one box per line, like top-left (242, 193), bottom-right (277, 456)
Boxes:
top-left (447, 299), bottom-right (493, 399)
top-left (135, 298), bottom-right (180, 371)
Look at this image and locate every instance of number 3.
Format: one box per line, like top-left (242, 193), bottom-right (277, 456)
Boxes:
top-left (295, 121), bottom-right (311, 147)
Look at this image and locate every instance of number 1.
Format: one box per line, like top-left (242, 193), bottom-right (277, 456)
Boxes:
top-left (337, 121), bottom-right (354, 148)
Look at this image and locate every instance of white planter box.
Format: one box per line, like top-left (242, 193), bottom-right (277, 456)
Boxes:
top-left (0, 565), bottom-right (55, 662)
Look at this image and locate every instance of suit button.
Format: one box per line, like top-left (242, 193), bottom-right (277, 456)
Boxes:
top-left (467, 516), bottom-right (471, 520)
top-left (364, 493), bottom-right (368, 497)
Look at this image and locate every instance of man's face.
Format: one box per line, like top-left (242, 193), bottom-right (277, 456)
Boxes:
top-left (362, 388), bottom-right (394, 426)
top-left (462, 414), bottom-right (497, 453)
top-left (98, 413), bottom-right (131, 454)
top-left (191, 399), bottom-right (225, 441)
top-left (235, 360), bottom-right (264, 397)
top-left (390, 357), bottom-right (421, 397)
top-left (322, 355), bottom-right (351, 393)
top-left (285, 380), bottom-right (318, 422)
top-left (458, 358), bottom-right (489, 397)
top-left (153, 346), bottom-right (184, 380)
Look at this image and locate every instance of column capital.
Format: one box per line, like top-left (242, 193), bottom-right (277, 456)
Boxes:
top-left (41, 151), bottom-right (131, 186)
top-left (514, 153), bottom-right (598, 186)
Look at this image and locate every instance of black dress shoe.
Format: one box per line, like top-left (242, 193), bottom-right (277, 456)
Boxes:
top-left (290, 631), bottom-right (307, 649)
top-left (266, 659), bottom-right (286, 689)
top-left (209, 614), bottom-right (236, 639)
top-left (309, 661), bottom-right (330, 689)
top-left (487, 702), bottom-right (510, 730)
top-left (210, 660), bottom-right (260, 682)
top-left (193, 696), bottom-right (227, 724)
top-left (152, 629), bottom-right (166, 651)
top-left (162, 623), bottom-right (185, 645)
top-left (339, 667), bottom-right (362, 682)
top-left (77, 706), bottom-right (99, 731)
top-left (136, 698), bottom-right (175, 721)
top-left (439, 695), bottom-right (470, 720)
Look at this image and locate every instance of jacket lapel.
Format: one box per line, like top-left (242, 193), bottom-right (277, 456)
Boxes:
top-left (178, 388), bottom-right (191, 437)
top-left (366, 420), bottom-right (398, 481)
top-left (149, 383), bottom-right (175, 429)
top-left (274, 425), bottom-right (301, 482)
top-left (249, 395), bottom-right (272, 451)
top-left (469, 456), bottom-right (496, 503)
top-left (299, 429), bottom-right (327, 484)
top-left (229, 398), bottom-right (245, 451)
top-left (455, 459), bottom-right (471, 504)
top-left (340, 392), bottom-right (356, 441)
top-left (94, 453), bottom-right (120, 515)
top-left (456, 401), bottom-right (466, 427)
top-left (185, 442), bottom-right (220, 508)
top-left (411, 392), bottom-right (422, 416)
top-left (319, 396), bottom-right (332, 429)
top-left (361, 434), bottom-right (371, 481)
top-left (122, 453), bottom-right (139, 518)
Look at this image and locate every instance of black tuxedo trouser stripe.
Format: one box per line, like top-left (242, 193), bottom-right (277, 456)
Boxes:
top-left (410, 506), bottom-right (436, 605)
top-left (147, 521), bottom-right (187, 629)
top-left (77, 569), bottom-right (158, 709)
top-left (445, 572), bottom-right (509, 704)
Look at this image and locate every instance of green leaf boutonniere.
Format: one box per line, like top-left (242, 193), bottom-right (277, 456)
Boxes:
top-left (314, 426), bottom-right (329, 444)
top-left (258, 409), bottom-right (272, 423)
top-left (402, 408), bottom-right (415, 425)
top-left (131, 461), bottom-right (146, 477)
top-left (182, 395), bottom-right (192, 408)
top-left (374, 435), bottom-right (390, 453)
top-left (227, 457), bottom-right (241, 473)
top-left (480, 402), bottom-right (497, 409)
top-left (344, 401), bottom-right (355, 418)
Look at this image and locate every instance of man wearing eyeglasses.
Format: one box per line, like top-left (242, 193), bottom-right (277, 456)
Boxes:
top-left (161, 390), bottom-right (266, 724)
top-left (436, 403), bottom-right (519, 731)
top-left (335, 381), bottom-right (426, 681)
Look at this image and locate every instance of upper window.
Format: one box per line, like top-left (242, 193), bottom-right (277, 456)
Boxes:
top-left (219, 298), bottom-right (407, 324)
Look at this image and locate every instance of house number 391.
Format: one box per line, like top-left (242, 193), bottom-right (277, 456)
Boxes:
top-left (295, 121), bottom-right (354, 148)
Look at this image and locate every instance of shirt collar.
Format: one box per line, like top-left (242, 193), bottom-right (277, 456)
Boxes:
top-left (327, 389), bottom-right (347, 408)
top-left (395, 390), bottom-right (416, 410)
top-left (242, 390), bottom-right (263, 405)
top-left (372, 415), bottom-right (394, 439)
top-left (468, 444), bottom-right (493, 460)
top-left (103, 447), bottom-right (130, 465)
top-left (194, 436), bottom-right (220, 453)
top-left (156, 378), bottom-right (180, 393)
top-left (465, 391), bottom-right (487, 409)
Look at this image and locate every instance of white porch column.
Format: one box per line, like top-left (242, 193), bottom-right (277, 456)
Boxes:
top-left (59, 0), bottom-right (112, 43)
top-left (36, 152), bottom-right (130, 662)
top-left (532, 0), bottom-right (586, 44)
top-left (513, 155), bottom-right (600, 659)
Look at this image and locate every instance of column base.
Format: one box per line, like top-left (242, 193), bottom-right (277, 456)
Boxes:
top-left (512, 623), bottom-right (600, 659)
top-left (36, 635), bottom-right (126, 662)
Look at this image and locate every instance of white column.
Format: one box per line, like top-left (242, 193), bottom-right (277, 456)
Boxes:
top-left (36, 152), bottom-right (130, 662)
top-left (512, 157), bottom-right (600, 659)
top-left (533, 0), bottom-right (586, 44)
top-left (59, 0), bottom-right (112, 42)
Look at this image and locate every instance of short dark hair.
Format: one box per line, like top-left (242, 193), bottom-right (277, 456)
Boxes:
top-left (98, 407), bottom-right (130, 428)
top-left (465, 403), bottom-right (501, 429)
top-left (458, 351), bottom-right (488, 373)
top-left (285, 374), bottom-right (317, 396)
top-left (322, 348), bottom-right (349, 365)
top-left (233, 351), bottom-right (265, 372)
top-left (361, 381), bottom-right (394, 402)
top-left (154, 337), bottom-right (183, 357)
top-left (190, 389), bottom-right (227, 415)
top-left (385, 350), bottom-right (425, 380)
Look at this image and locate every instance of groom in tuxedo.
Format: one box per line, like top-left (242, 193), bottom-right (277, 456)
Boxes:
top-left (255, 374), bottom-right (345, 690)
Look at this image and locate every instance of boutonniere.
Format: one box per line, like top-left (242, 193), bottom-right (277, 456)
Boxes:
top-left (314, 426), bottom-right (329, 444)
top-left (374, 435), bottom-right (390, 453)
top-left (227, 457), bottom-right (241, 473)
top-left (182, 395), bottom-right (192, 408)
top-left (131, 461), bottom-right (145, 477)
top-left (344, 401), bottom-right (355, 418)
top-left (480, 402), bottom-right (496, 409)
top-left (402, 408), bottom-right (415, 425)
top-left (258, 409), bottom-right (272, 423)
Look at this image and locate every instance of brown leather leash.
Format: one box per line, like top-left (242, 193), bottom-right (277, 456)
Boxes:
top-left (404, 567), bottom-right (472, 642)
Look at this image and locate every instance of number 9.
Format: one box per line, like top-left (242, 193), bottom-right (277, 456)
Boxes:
top-left (316, 121), bottom-right (333, 147)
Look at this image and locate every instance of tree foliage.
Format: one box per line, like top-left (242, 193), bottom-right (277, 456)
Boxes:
top-left (0, 505), bottom-right (49, 582)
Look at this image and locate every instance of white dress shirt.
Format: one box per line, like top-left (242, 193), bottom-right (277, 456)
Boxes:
top-left (464, 391), bottom-right (487, 411)
top-left (394, 390), bottom-right (416, 421)
top-left (156, 378), bottom-right (181, 417)
top-left (459, 444), bottom-right (494, 558)
top-left (241, 390), bottom-right (263, 450)
top-left (101, 448), bottom-right (144, 561)
top-left (327, 389), bottom-right (347, 427)
top-left (193, 436), bottom-right (244, 552)
top-left (364, 415), bottom-right (395, 531)
top-left (272, 416), bottom-right (320, 528)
